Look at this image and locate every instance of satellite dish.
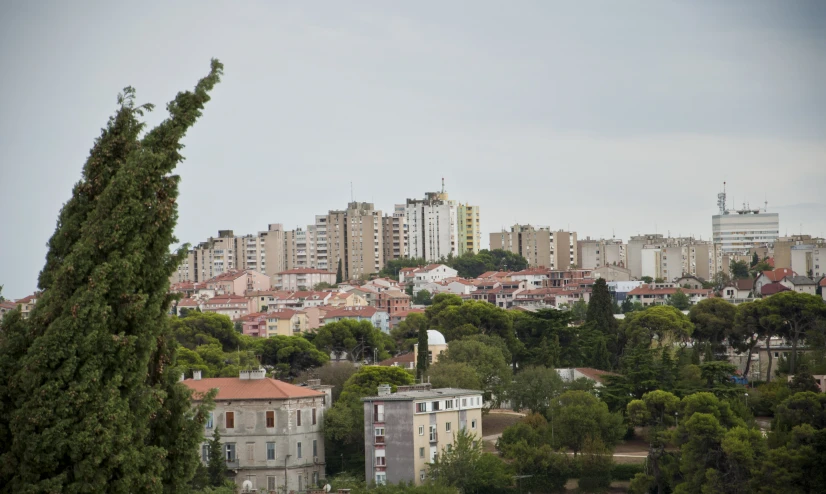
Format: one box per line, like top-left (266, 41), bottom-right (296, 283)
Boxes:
top-left (324, 484), bottom-right (332, 492)
top-left (242, 480), bottom-right (253, 492)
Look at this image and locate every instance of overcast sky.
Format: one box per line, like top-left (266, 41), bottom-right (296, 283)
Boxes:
top-left (1, 1), bottom-right (825, 298)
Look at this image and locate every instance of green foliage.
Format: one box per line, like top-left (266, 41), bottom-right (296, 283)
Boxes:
top-left (442, 249), bottom-right (528, 278)
top-left (566, 299), bottom-right (589, 325)
top-left (509, 365), bottom-right (565, 415)
top-left (425, 362), bottom-right (481, 390)
top-left (773, 392), bottom-right (826, 432)
top-left (641, 276), bottom-right (653, 283)
top-left (763, 291), bottom-right (826, 375)
top-left (789, 371), bottom-right (821, 394)
top-left (622, 305), bottom-right (694, 349)
top-left (442, 339), bottom-right (512, 407)
top-left (206, 428), bottom-right (226, 486)
top-left (260, 335), bottom-right (329, 378)
top-left (0, 61), bottom-right (222, 492)
top-left (379, 258), bottom-right (428, 280)
top-left (336, 259), bottom-right (343, 284)
top-left (428, 428), bottom-right (512, 493)
top-left (730, 259), bottom-right (750, 279)
top-left (417, 324), bottom-right (429, 378)
top-left (551, 391), bottom-right (625, 455)
top-left (413, 289), bottom-right (433, 306)
top-left (314, 281), bottom-right (336, 290)
top-left (330, 474), bottom-right (459, 494)
top-left (610, 462), bottom-right (645, 481)
top-left (293, 362), bottom-right (357, 402)
top-left (313, 319), bottom-right (393, 363)
top-left (668, 288), bottom-right (691, 310)
top-left (390, 312), bottom-right (428, 352)
top-left (173, 311), bottom-right (242, 352)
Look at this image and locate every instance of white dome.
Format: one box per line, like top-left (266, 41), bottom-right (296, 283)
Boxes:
top-left (426, 330), bottom-right (447, 345)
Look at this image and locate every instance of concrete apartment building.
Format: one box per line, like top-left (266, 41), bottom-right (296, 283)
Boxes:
top-left (490, 225), bottom-right (577, 270)
top-left (362, 383), bottom-right (484, 486)
top-left (206, 269), bottom-right (271, 296)
top-left (712, 187), bottom-right (779, 254)
top-left (183, 369), bottom-right (327, 493)
top-left (627, 234), bottom-right (665, 279)
top-left (405, 189), bottom-right (458, 261)
top-left (327, 202), bottom-right (384, 281)
top-left (457, 203), bottom-right (481, 255)
top-left (382, 205), bottom-right (408, 262)
top-left (275, 268), bottom-right (336, 291)
top-left (577, 237), bottom-right (626, 269)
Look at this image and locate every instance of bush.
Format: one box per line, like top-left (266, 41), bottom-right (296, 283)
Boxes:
top-left (611, 463), bottom-right (645, 481)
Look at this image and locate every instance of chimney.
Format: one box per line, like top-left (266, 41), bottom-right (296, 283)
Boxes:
top-left (193, 370), bottom-right (202, 381)
top-left (377, 384), bottom-right (391, 396)
top-left (241, 368), bottom-right (266, 380)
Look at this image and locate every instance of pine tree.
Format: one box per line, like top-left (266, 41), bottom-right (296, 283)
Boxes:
top-left (591, 336), bottom-right (612, 371)
top-left (0, 60), bottom-right (222, 493)
top-left (586, 278), bottom-right (620, 366)
top-left (417, 326), bottom-right (429, 378)
top-left (336, 259), bottom-right (343, 284)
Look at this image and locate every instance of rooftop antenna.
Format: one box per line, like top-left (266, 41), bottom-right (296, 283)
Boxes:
top-left (350, 182), bottom-right (354, 202)
top-left (441, 177), bottom-right (445, 194)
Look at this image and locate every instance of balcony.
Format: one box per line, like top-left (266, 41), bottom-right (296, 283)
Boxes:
top-left (429, 431), bottom-right (438, 443)
top-left (374, 413), bottom-right (385, 423)
top-left (375, 435), bottom-right (385, 444)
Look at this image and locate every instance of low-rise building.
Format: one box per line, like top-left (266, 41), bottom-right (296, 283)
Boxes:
top-left (322, 306), bottom-right (390, 333)
top-left (754, 268), bottom-right (796, 295)
top-left (203, 295), bottom-right (250, 320)
top-left (14, 293), bottom-right (39, 319)
top-left (780, 276), bottom-right (818, 295)
top-left (377, 353), bottom-right (416, 370)
top-left (362, 383), bottom-right (484, 486)
top-left (0, 300), bottom-right (18, 317)
top-left (182, 369), bottom-right (327, 493)
top-left (376, 290), bottom-right (411, 318)
top-left (821, 278), bottom-right (826, 302)
top-left (275, 269), bottom-right (337, 291)
top-left (592, 265), bottom-right (632, 282)
top-left (626, 283), bottom-right (713, 307)
top-left (721, 279), bottom-right (754, 301)
top-left (266, 309), bottom-right (309, 336)
top-left (241, 312), bottom-right (270, 337)
top-left (206, 269), bottom-right (271, 296)
top-left (760, 282), bottom-right (791, 297)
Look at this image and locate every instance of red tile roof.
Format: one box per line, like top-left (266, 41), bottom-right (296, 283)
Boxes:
top-left (205, 295), bottom-right (248, 305)
top-left (277, 268), bottom-right (335, 275)
top-left (178, 298), bottom-right (199, 307)
top-left (761, 282), bottom-right (790, 296)
top-left (377, 353), bottom-right (415, 366)
top-left (182, 377), bottom-right (324, 400)
top-left (266, 309), bottom-right (302, 320)
top-left (0, 301), bottom-right (17, 310)
top-left (323, 306), bottom-right (382, 319)
top-left (575, 367), bottom-right (620, 384)
top-left (820, 277), bottom-right (826, 287)
top-left (760, 268), bottom-right (796, 282)
top-left (15, 294), bottom-right (39, 304)
top-left (206, 270), bottom-right (249, 283)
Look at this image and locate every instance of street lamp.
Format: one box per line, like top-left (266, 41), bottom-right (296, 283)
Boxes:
top-left (284, 454), bottom-right (292, 493)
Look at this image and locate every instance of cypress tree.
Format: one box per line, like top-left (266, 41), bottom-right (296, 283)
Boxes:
top-left (0, 60), bottom-right (222, 493)
top-left (417, 326), bottom-right (429, 378)
top-left (586, 278), bottom-right (620, 366)
top-left (336, 259), bottom-right (343, 284)
top-left (207, 428), bottom-right (226, 486)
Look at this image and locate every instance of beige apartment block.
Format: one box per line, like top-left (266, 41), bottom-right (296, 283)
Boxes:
top-left (327, 202), bottom-right (384, 281)
top-left (491, 225), bottom-right (576, 270)
top-left (577, 237), bottom-right (626, 269)
top-left (362, 383), bottom-right (484, 486)
top-left (457, 203), bottom-right (481, 255)
top-left (182, 370), bottom-right (327, 493)
top-left (382, 205), bottom-right (408, 262)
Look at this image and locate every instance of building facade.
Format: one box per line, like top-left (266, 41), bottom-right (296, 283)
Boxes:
top-left (275, 269), bottom-right (336, 291)
top-left (405, 191), bottom-right (458, 261)
top-left (457, 203), bottom-right (481, 255)
top-left (362, 383), bottom-right (483, 486)
top-left (490, 225), bottom-right (577, 270)
top-left (183, 370), bottom-right (327, 493)
top-left (381, 205), bottom-right (408, 262)
top-left (327, 202), bottom-right (384, 281)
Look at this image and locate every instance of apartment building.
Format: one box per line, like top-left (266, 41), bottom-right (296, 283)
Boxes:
top-left (381, 205), bottom-right (408, 262)
top-left (712, 205), bottom-right (779, 254)
top-left (327, 202), bottom-right (384, 281)
top-left (490, 225), bottom-right (577, 270)
top-left (313, 215), bottom-right (330, 271)
top-left (183, 369), bottom-right (327, 493)
top-left (362, 383), bottom-right (484, 486)
top-left (577, 237), bottom-right (626, 269)
top-left (206, 269), bottom-right (271, 296)
top-left (275, 268), bottom-right (336, 291)
top-left (405, 190), bottom-right (458, 261)
top-left (457, 203), bottom-right (481, 255)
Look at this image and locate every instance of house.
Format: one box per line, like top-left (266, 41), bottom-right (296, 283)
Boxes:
top-left (509, 268), bottom-right (551, 289)
top-left (606, 281), bottom-right (646, 303)
top-left (0, 300), bottom-right (18, 317)
top-left (206, 269), bottom-right (271, 296)
top-left (182, 369), bottom-right (327, 493)
top-left (674, 276), bottom-right (705, 290)
top-left (274, 268), bottom-right (336, 291)
top-left (555, 368), bottom-right (619, 388)
top-left (348, 286), bottom-right (380, 306)
top-left (780, 276), bottom-right (818, 295)
top-left (441, 278), bottom-right (477, 295)
top-left (203, 295), bottom-right (250, 320)
top-left (377, 352), bottom-right (416, 370)
top-left (175, 297), bottom-right (201, 316)
top-left (247, 290), bottom-right (293, 312)
top-left (286, 291), bottom-right (334, 309)
top-left (626, 283), bottom-right (713, 307)
top-left (753, 268), bottom-right (796, 295)
top-left (266, 309), bottom-right (309, 336)
top-left (328, 291), bottom-right (368, 308)
top-left (362, 383), bottom-right (484, 486)
top-left (376, 290), bottom-right (411, 318)
top-left (364, 278), bottom-right (401, 292)
top-left (14, 293), bottom-right (39, 319)
top-left (592, 265), bottom-right (632, 282)
top-left (407, 265), bottom-right (459, 293)
top-left (389, 308), bottom-right (426, 329)
top-left (721, 279), bottom-right (754, 301)
top-left (760, 282), bottom-right (791, 297)
top-left (510, 287), bottom-right (559, 308)
top-left (321, 306), bottom-right (390, 333)
top-left (240, 312), bottom-right (270, 337)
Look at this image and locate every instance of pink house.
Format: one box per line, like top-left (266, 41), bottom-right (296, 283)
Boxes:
top-left (206, 269), bottom-right (271, 296)
top-left (203, 294), bottom-right (250, 320)
top-left (240, 312), bottom-right (269, 337)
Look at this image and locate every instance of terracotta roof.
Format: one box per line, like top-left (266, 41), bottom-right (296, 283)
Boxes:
top-left (760, 268), bottom-right (796, 282)
top-left (0, 301), bottom-right (17, 310)
top-left (289, 291), bottom-right (331, 300)
top-left (444, 277), bottom-right (474, 285)
top-left (761, 282), bottom-right (790, 296)
top-left (182, 377), bottom-right (324, 400)
top-left (323, 306), bottom-right (382, 319)
top-left (512, 268), bottom-right (551, 276)
top-left (277, 268), bottom-right (335, 275)
top-left (178, 298), bottom-right (199, 307)
top-left (205, 295), bottom-right (248, 305)
top-left (731, 278), bottom-right (755, 291)
top-left (391, 308), bottom-right (426, 318)
top-left (15, 294), bottom-right (39, 304)
top-left (206, 270), bottom-right (250, 283)
top-left (377, 353), bottom-right (415, 366)
top-left (240, 312), bottom-right (269, 321)
top-left (575, 367), bottom-right (620, 384)
top-left (267, 309), bottom-right (301, 320)
top-left (820, 277), bottom-right (826, 287)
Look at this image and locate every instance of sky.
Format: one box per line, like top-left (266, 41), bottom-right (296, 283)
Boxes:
top-left (1, 1), bottom-right (825, 299)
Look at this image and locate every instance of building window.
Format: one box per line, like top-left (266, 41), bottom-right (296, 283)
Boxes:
top-left (313, 472), bottom-right (319, 486)
top-left (462, 398), bottom-right (467, 407)
top-left (419, 447), bottom-right (425, 458)
top-left (313, 439), bottom-right (318, 458)
top-left (266, 442), bottom-right (276, 461)
top-left (445, 399), bottom-right (453, 409)
top-left (375, 427), bottom-right (385, 444)
top-left (445, 422), bottom-right (451, 433)
top-left (205, 412), bottom-right (214, 429)
top-left (432, 401), bottom-right (440, 411)
top-left (297, 442), bottom-right (302, 459)
top-left (201, 444), bottom-right (210, 462)
top-left (376, 449), bottom-right (386, 466)
top-left (419, 425), bottom-right (424, 436)
top-left (266, 410), bottom-right (275, 428)
top-left (225, 443), bottom-right (236, 462)
top-left (447, 444), bottom-right (452, 452)
top-left (420, 470), bottom-right (426, 481)
top-left (247, 443), bottom-right (255, 461)
top-left (416, 403), bottom-right (426, 413)
top-left (429, 425), bottom-right (437, 442)
top-left (375, 473), bottom-right (387, 485)
top-left (267, 476), bottom-right (277, 491)
top-left (297, 410), bottom-right (302, 426)
top-left (225, 411), bottom-right (234, 429)
top-left (312, 408), bottom-right (317, 425)
top-left (471, 419), bottom-right (477, 430)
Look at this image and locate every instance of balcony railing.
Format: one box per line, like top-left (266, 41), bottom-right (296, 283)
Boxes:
top-left (375, 435), bottom-right (385, 444)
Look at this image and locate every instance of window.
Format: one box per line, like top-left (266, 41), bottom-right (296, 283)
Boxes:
top-left (429, 425), bottom-right (437, 442)
top-left (206, 412), bottom-right (214, 429)
top-left (445, 422), bottom-right (451, 433)
top-left (267, 476), bottom-right (277, 491)
top-left (418, 425), bottom-right (424, 436)
top-left (432, 401), bottom-right (440, 411)
top-left (420, 470), bottom-right (426, 481)
top-left (297, 410), bottom-right (302, 426)
top-left (201, 444), bottom-right (210, 462)
top-left (462, 398), bottom-right (467, 407)
top-left (266, 442), bottom-right (276, 461)
top-left (297, 442), bottom-right (302, 459)
top-left (416, 403), bottom-right (426, 413)
top-left (312, 408), bottom-right (317, 425)
top-left (374, 404), bottom-right (385, 422)
top-left (375, 427), bottom-right (385, 444)
top-left (419, 447), bottom-right (425, 458)
top-left (445, 399), bottom-right (453, 409)
top-left (225, 443), bottom-right (236, 462)
top-left (247, 443), bottom-right (255, 461)
top-left (313, 472), bottom-right (319, 486)
top-left (225, 411), bottom-right (234, 429)
top-left (471, 419), bottom-right (477, 430)
top-left (313, 439), bottom-right (318, 458)
top-left (266, 410), bottom-right (275, 428)
top-left (375, 473), bottom-right (387, 485)
top-left (376, 449), bottom-right (386, 466)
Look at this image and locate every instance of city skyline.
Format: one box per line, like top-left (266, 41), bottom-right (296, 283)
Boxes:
top-left (2, 1), bottom-right (825, 298)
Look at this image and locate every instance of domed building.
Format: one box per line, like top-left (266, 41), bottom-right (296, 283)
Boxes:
top-left (413, 329), bottom-right (448, 366)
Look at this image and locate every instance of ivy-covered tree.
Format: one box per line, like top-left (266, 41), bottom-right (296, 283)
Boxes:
top-left (0, 61), bottom-right (222, 492)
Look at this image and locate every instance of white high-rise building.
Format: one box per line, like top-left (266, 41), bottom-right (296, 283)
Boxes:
top-left (712, 184), bottom-right (779, 254)
top-left (405, 187), bottom-right (459, 261)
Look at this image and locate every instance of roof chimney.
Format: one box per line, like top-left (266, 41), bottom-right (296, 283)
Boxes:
top-left (193, 370), bottom-right (202, 381)
top-left (377, 384), bottom-right (392, 396)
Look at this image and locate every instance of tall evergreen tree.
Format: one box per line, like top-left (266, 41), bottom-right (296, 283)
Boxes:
top-left (207, 428), bottom-right (226, 487)
top-left (336, 259), bottom-right (343, 284)
top-left (417, 326), bottom-right (429, 378)
top-left (0, 60), bottom-right (222, 493)
top-left (586, 278), bottom-right (620, 366)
